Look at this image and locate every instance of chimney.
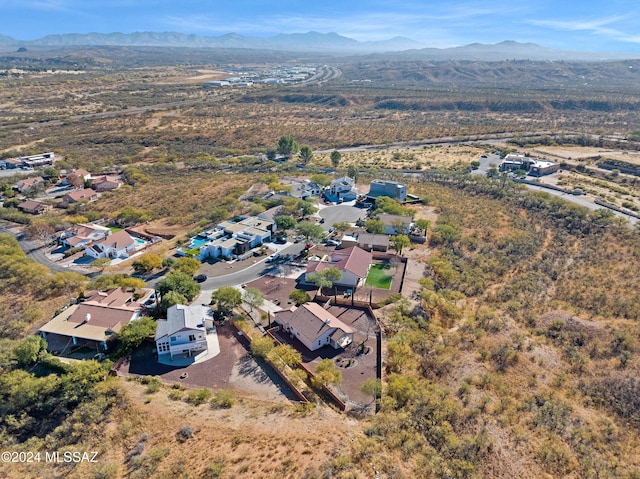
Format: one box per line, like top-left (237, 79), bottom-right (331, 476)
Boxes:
top-left (84, 313), bottom-right (91, 323)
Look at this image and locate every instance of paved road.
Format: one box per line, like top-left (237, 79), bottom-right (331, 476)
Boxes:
top-left (0, 222), bottom-right (75, 274)
top-left (318, 205), bottom-right (367, 231)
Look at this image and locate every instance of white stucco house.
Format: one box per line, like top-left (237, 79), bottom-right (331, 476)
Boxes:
top-left (304, 246), bottom-right (373, 289)
top-left (155, 305), bottom-right (212, 359)
top-left (86, 230), bottom-right (137, 259)
top-left (327, 176), bottom-right (357, 202)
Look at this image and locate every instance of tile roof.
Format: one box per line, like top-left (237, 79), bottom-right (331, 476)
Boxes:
top-left (306, 246), bottom-right (372, 279)
top-left (275, 302), bottom-right (353, 346)
top-left (64, 188), bottom-right (98, 202)
top-left (95, 230), bottom-right (135, 250)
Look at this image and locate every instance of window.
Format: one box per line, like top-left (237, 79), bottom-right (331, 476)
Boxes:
top-left (189, 334), bottom-right (196, 341)
top-left (170, 336), bottom-right (176, 342)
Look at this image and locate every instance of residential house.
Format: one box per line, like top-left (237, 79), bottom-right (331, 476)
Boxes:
top-left (274, 302), bottom-right (354, 352)
top-left (15, 176), bottom-right (44, 193)
top-left (39, 288), bottom-right (152, 352)
top-left (367, 180), bottom-right (407, 202)
top-left (327, 176), bottom-right (357, 202)
top-left (378, 213), bottom-right (412, 235)
top-left (305, 246), bottom-right (372, 289)
top-left (91, 175), bottom-right (121, 192)
top-left (287, 178), bottom-right (323, 199)
top-left (155, 304), bottom-right (210, 359)
top-left (529, 160), bottom-right (560, 177)
top-left (357, 233), bottom-right (390, 252)
top-left (193, 216), bottom-right (275, 260)
top-left (60, 223), bottom-right (111, 248)
top-left (17, 199), bottom-right (50, 215)
top-left (65, 169), bottom-right (90, 187)
top-left (86, 230), bottom-right (136, 259)
top-left (61, 188), bottom-right (98, 206)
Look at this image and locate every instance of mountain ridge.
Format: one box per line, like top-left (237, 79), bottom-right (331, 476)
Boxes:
top-left (0, 31), bottom-right (637, 60)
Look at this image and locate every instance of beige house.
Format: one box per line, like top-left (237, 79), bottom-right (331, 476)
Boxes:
top-left (274, 302), bottom-right (354, 352)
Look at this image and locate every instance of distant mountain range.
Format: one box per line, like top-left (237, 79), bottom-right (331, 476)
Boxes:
top-left (0, 31), bottom-right (637, 60)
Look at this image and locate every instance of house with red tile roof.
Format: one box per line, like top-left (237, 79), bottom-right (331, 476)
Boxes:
top-left (15, 176), bottom-right (44, 193)
top-left (61, 188), bottom-right (98, 206)
top-left (274, 302), bottom-right (354, 351)
top-left (59, 223), bottom-right (111, 248)
top-left (91, 175), bottom-right (121, 192)
top-left (304, 246), bottom-right (372, 288)
top-left (17, 199), bottom-right (50, 215)
top-left (86, 230), bottom-right (137, 259)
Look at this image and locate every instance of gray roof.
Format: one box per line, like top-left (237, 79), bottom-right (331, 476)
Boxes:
top-left (155, 304), bottom-right (209, 341)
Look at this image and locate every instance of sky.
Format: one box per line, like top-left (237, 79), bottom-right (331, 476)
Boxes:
top-left (1, 0), bottom-right (640, 52)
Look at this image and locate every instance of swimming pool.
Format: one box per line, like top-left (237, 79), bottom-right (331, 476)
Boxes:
top-left (134, 237), bottom-right (147, 246)
top-left (191, 237), bottom-right (208, 247)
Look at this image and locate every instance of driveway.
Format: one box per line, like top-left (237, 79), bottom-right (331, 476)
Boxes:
top-left (318, 205), bottom-right (367, 231)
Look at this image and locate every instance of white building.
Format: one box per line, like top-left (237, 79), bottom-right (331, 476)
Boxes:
top-left (86, 230), bottom-right (136, 259)
top-left (155, 305), bottom-right (211, 359)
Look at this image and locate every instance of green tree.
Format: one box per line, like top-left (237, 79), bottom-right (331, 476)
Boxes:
top-left (43, 271), bottom-right (89, 297)
top-left (299, 145), bottom-right (313, 164)
top-left (274, 215), bottom-right (296, 232)
top-left (132, 253), bottom-right (163, 274)
top-left (360, 378), bottom-right (382, 403)
top-left (330, 150), bottom-right (341, 168)
top-left (251, 336), bottom-right (275, 358)
top-left (172, 257), bottom-right (201, 276)
top-left (298, 200), bottom-right (317, 217)
top-left (289, 289), bottom-right (311, 306)
top-left (115, 206), bottom-right (153, 226)
top-left (211, 286), bottom-right (242, 316)
top-left (295, 221), bottom-right (325, 242)
top-left (243, 287), bottom-right (264, 312)
top-left (162, 257), bottom-right (175, 269)
top-left (265, 148), bottom-right (277, 161)
top-left (118, 316), bottom-right (156, 353)
top-left (277, 135), bottom-right (299, 160)
top-left (92, 257), bottom-right (111, 272)
top-left (310, 173), bottom-right (331, 187)
top-left (159, 291), bottom-right (188, 315)
top-left (267, 344), bottom-right (302, 368)
top-left (332, 221), bottom-right (350, 234)
top-left (307, 267), bottom-right (342, 299)
top-left (414, 218), bottom-right (430, 236)
top-left (312, 358), bottom-right (342, 388)
top-left (347, 163), bottom-right (360, 182)
top-left (391, 234), bottom-right (410, 255)
top-left (365, 219), bottom-right (386, 234)
top-left (157, 272), bottom-right (200, 302)
top-left (13, 336), bottom-right (47, 366)
top-left (89, 274), bottom-right (146, 291)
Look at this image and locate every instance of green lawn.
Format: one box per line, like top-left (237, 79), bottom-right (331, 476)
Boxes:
top-left (108, 226), bottom-right (124, 233)
top-left (365, 264), bottom-right (393, 289)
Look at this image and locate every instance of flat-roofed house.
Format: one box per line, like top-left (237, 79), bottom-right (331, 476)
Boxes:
top-left (39, 288), bottom-right (151, 352)
top-left (274, 302), bottom-right (354, 351)
top-left (357, 233), bottom-right (390, 252)
top-left (155, 305), bottom-right (210, 359)
top-left (367, 180), bottom-right (407, 202)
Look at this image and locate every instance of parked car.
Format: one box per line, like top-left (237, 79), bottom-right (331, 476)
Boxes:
top-left (193, 274), bottom-right (208, 283)
top-left (294, 235), bottom-right (306, 243)
top-left (326, 239), bottom-right (341, 247)
top-left (266, 253), bottom-right (280, 263)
